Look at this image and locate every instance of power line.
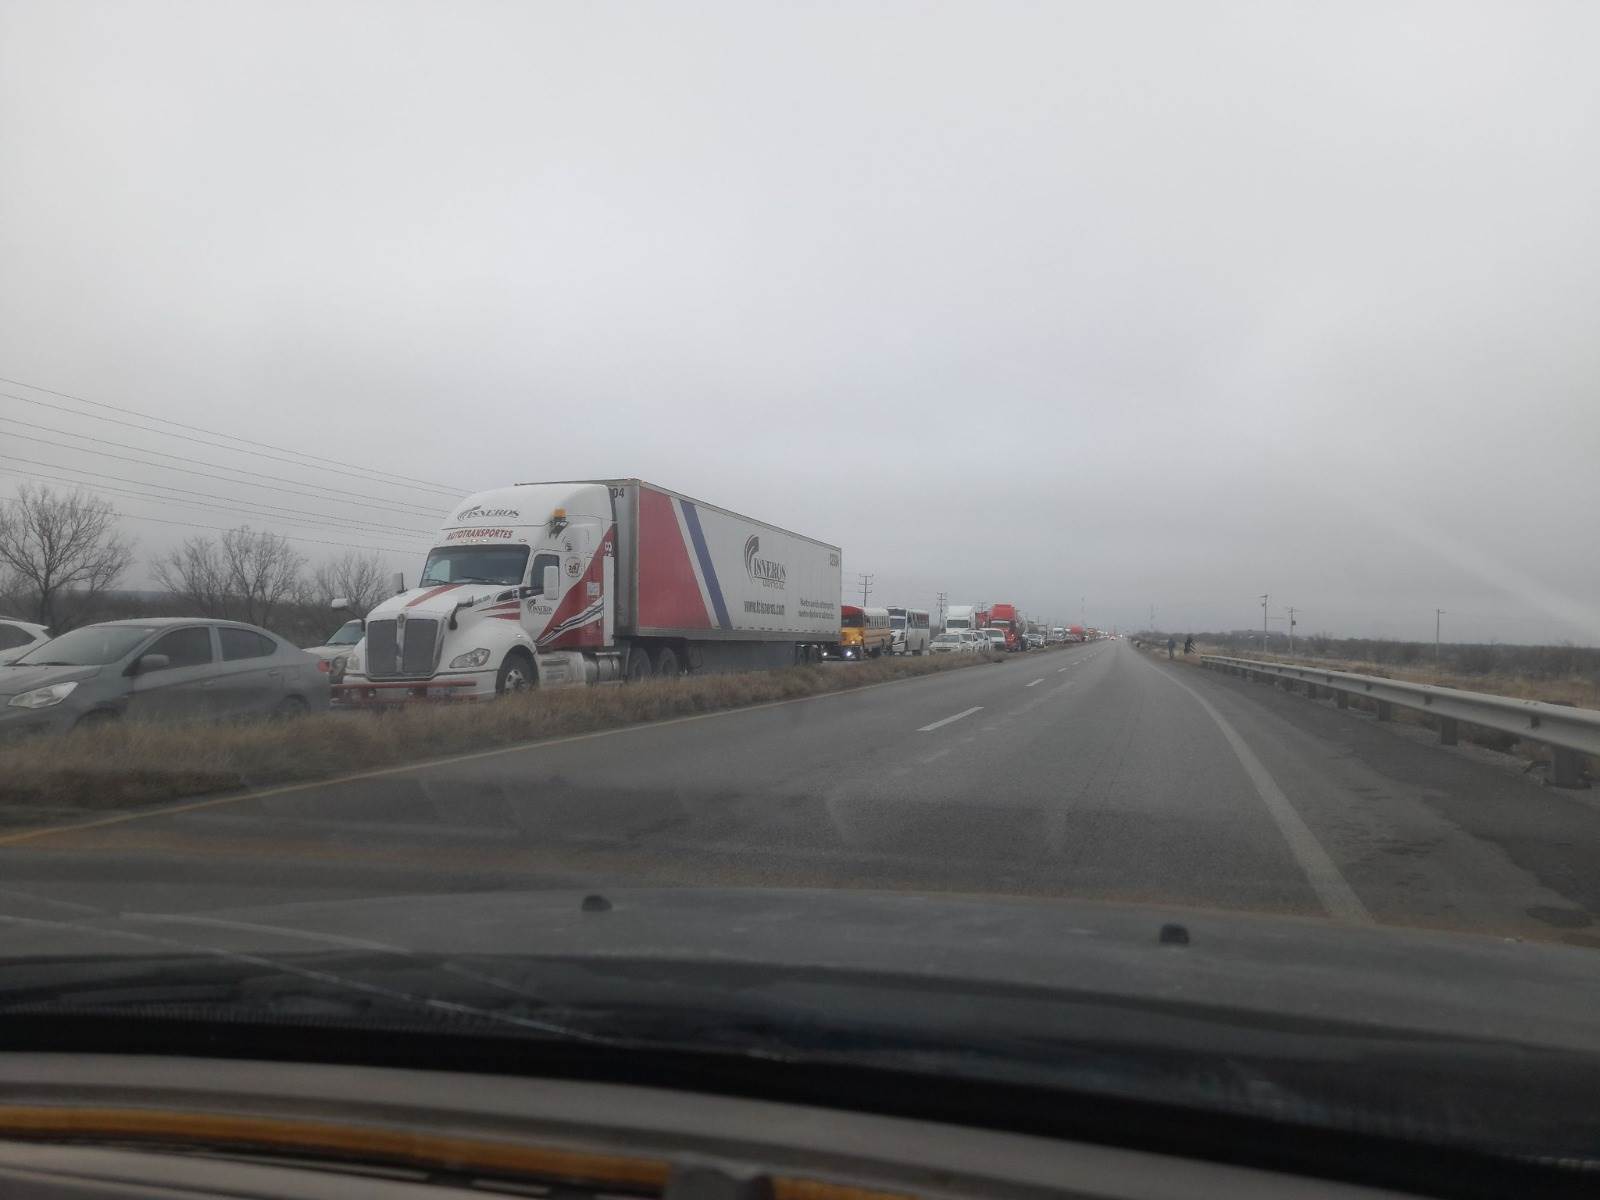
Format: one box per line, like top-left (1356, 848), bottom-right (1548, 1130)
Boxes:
top-left (0, 373), bottom-right (467, 495)
top-left (0, 424), bottom-right (448, 518)
top-left (0, 453), bottom-right (432, 537)
top-left (0, 413), bottom-right (451, 515)
top-left (0, 390), bottom-right (463, 501)
top-left (0, 492), bottom-right (418, 557)
top-left (0, 462), bottom-right (431, 543)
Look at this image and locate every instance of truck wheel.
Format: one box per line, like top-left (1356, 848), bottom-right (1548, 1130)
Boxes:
top-left (496, 651), bottom-right (536, 695)
top-left (652, 645), bottom-right (681, 677)
top-left (625, 648), bottom-right (652, 683)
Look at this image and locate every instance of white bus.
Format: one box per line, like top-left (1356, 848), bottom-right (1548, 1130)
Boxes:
top-left (886, 606), bottom-right (932, 655)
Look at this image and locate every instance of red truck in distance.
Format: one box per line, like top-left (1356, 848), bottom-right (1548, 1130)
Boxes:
top-left (987, 602), bottom-right (1023, 652)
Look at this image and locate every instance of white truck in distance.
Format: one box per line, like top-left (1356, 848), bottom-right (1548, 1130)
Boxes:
top-left (338, 480), bottom-right (842, 701)
top-left (944, 605), bottom-right (977, 637)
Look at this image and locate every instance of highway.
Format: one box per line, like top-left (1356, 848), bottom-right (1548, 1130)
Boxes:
top-left (1, 639), bottom-right (1597, 946)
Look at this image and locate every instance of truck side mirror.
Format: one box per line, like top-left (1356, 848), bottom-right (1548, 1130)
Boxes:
top-left (330, 598), bottom-right (349, 611)
top-left (542, 564), bottom-right (560, 597)
top-left (390, 572), bottom-right (406, 595)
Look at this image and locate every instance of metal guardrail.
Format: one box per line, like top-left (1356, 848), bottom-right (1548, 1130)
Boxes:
top-left (1198, 655), bottom-right (1598, 789)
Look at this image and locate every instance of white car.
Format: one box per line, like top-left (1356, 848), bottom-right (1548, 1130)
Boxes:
top-left (0, 618), bottom-right (51, 666)
top-left (980, 628), bottom-right (1009, 652)
top-left (301, 618), bottom-right (365, 681)
top-left (930, 631), bottom-right (979, 655)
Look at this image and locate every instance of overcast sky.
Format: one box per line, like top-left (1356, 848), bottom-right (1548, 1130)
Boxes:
top-left (2, 1), bottom-right (1596, 642)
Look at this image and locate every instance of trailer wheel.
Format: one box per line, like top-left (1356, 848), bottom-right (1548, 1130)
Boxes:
top-left (625, 647), bottom-right (652, 683)
top-left (496, 650), bottom-right (536, 695)
top-left (652, 645), bottom-right (682, 677)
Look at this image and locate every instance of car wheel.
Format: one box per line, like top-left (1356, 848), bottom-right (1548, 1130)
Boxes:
top-left (652, 645), bottom-right (681, 677)
top-left (496, 651), bottom-right (536, 695)
top-left (272, 695), bottom-right (308, 720)
top-left (625, 647), bottom-right (652, 682)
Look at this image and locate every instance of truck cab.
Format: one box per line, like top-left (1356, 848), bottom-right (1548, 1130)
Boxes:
top-left (339, 483), bottom-right (618, 702)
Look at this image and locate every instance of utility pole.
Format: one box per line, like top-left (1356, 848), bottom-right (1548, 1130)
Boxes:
top-left (1287, 606), bottom-right (1297, 656)
top-left (856, 573), bottom-right (874, 606)
top-left (936, 591), bottom-right (947, 630)
top-left (1260, 593), bottom-right (1269, 652)
top-left (1435, 609), bottom-right (1445, 665)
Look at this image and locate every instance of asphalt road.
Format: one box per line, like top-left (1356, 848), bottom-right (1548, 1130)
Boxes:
top-left (2, 640), bottom-right (1597, 946)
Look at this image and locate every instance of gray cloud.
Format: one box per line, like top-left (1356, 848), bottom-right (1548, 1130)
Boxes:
top-left (2, 1), bottom-right (1595, 641)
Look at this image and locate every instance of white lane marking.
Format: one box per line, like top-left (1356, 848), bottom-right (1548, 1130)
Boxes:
top-left (1057, 666), bottom-right (1071, 673)
top-left (920, 747), bottom-right (954, 764)
top-left (1156, 668), bottom-right (1372, 925)
top-left (1026, 678), bottom-right (1044, 687)
top-left (919, 706), bottom-right (983, 732)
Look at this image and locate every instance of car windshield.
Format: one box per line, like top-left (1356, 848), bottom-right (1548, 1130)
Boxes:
top-left (11, 625), bottom-right (156, 666)
top-left (323, 620), bottom-right (364, 646)
top-left (4, 5), bottom-right (1600, 1183)
top-left (419, 545), bottom-right (530, 586)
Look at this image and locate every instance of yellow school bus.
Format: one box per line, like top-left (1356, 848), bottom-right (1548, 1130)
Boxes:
top-left (829, 604), bottom-right (892, 660)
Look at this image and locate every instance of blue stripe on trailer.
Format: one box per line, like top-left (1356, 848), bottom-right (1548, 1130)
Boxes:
top-left (679, 501), bottom-right (731, 629)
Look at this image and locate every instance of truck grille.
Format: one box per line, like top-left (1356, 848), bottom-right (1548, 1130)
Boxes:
top-left (364, 617), bottom-right (441, 678)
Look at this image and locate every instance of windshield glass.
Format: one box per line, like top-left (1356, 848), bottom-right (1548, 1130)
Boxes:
top-left (12, 625), bottom-right (155, 666)
top-left (6, 5), bottom-right (1600, 1181)
top-left (419, 545), bottom-right (530, 586)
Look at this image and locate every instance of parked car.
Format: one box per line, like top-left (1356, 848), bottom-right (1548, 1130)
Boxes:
top-left (301, 618), bottom-right (365, 681)
top-left (0, 617), bottom-right (50, 666)
top-left (0, 618), bottom-right (332, 738)
top-left (980, 627), bottom-right (1009, 652)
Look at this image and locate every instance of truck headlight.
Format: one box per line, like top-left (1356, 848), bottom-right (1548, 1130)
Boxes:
top-left (450, 648), bottom-right (492, 669)
top-left (8, 681), bottom-right (78, 709)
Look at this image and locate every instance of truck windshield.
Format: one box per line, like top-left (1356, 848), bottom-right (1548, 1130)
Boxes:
top-left (419, 545), bottom-right (530, 586)
top-left (890, 616), bottom-right (906, 629)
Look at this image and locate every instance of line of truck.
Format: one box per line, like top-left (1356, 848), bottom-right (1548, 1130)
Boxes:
top-left (333, 479), bottom-right (1051, 703)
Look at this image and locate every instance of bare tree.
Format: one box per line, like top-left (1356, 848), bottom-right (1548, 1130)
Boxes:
top-left (152, 536), bottom-right (230, 617)
top-left (312, 550), bottom-right (389, 617)
top-left (0, 486), bottom-right (135, 629)
top-left (220, 527), bottom-right (306, 628)
top-left (153, 526), bottom-right (306, 629)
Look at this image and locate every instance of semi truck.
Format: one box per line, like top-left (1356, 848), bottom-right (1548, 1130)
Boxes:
top-left (987, 602), bottom-right (1023, 651)
top-left (336, 479), bottom-right (842, 700)
top-left (944, 605), bottom-right (978, 636)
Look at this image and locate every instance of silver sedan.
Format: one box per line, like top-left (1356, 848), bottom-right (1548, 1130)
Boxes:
top-left (0, 618), bottom-right (332, 737)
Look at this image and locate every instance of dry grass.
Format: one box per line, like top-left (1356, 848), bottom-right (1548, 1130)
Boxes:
top-left (0, 652), bottom-right (1002, 811)
top-left (1187, 642), bottom-right (1599, 711)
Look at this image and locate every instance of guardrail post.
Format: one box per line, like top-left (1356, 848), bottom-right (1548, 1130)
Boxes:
top-left (1439, 717), bottom-right (1459, 746)
top-left (1549, 748), bottom-right (1588, 789)
top-left (1305, 683), bottom-right (1319, 700)
top-left (1376, 700), bottom-right (1393, 722)
top-left (1336, 690), bottom-right (1349, 709)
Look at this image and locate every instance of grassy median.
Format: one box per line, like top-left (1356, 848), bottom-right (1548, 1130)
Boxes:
top-left (0, 652), bottom-right (1004, 811)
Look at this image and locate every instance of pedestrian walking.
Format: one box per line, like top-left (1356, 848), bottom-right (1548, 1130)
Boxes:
top-left (1166, 636), bottom-right (1175, 659)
